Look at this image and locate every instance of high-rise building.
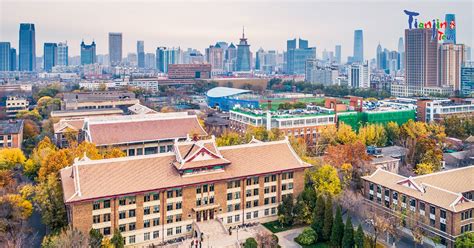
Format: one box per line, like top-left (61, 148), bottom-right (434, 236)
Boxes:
top-left (43, 43), bottom-right (57, 72)
top-left (353, 30), bottom-right (364, 63)
top-left (405, 28), bottom-right (438, 93)
top-left (398, 37), bottom-right (405, 70)
top-left (460, 62), bottom-right (474, 96)
top-left (445, 14), bottom-right (456, 44)
top-left (286, 38), bottom-right (316, 74)
top-left (305, 60), bottom-right (339, 85)
top-left (236, 29), bottom-right (251, 72)
top-left (10, 48), bottom-right (16, 71)
top-left (108, 32), bottom-right (122, 67)
top-left (19, 23), bottom-right (36, 71)
top-left (0, 42), bottom-right (11, 71)
top-left (255, 48), bottom-right (265, 71)
top-left (137, 41), bottom-right (145, 68)
top-left (335, 45), bottom-right (341, 64)
top-left (439, 43), bottom-right (465, 91)
top-left (145, 53), bottom-right (156, 69)
top-left (348, 63), bottom-right (370, 88)
top-left (465, 46), bottom-right (471, 61)
top-left (225, 43), bottom-right (237, 72)
top-left (156, 47), bottom-right (181, 73)
top-left (57, 42), bottom-right (68, 66)
top-left (80, 41), bottom-right (96, 65)
top-left (206, 43), bottom-right (224, 74)
top-left (376, 43), bottom-right (383, 70)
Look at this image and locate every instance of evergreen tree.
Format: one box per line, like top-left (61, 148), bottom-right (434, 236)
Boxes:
top-left (111, 229), bottom-right (124, 248)
top-left (311, 196), bottom-right (325, 240)
top-left (330, 206), bottom-right (344, 247)
top-left (89, 228), bottom-right (103, 248)
top-left (354, 224), bottom-right (365, 248)
top-left (323, 196), bottom-right (334, 241)
top-left (342, 215), bottom-right (355, 248)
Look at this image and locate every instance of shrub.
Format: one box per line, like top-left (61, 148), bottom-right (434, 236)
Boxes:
top-left (296, 227), bottom-right (318, 245)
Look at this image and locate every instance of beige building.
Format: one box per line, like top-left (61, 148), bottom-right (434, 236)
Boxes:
top-left (439, 43), bottom-right (465, 91)
top-left (5, 96), bottom-right (29, 118)
top-left (60, 137), bottom-right (310, 246)
top-left (362, 166), bottom-right (474, 247)
top-left (61, 91), bottom-right (139, 111)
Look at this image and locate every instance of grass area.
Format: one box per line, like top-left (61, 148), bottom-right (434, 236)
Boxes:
top-left (261, 221), bottom-right (302, 233)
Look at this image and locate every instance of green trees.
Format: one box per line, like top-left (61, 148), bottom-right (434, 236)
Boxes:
top-left (443, 116), bottom-right (474, 139)
top-left (342, 216), bottom-right (354, 248)
top-left (243, 237), bottom-right (258, 248)
top-left (312, 196), bottom-right (325, 239)
top-left (296, 227), bottom-right (318, 245)
top-left (34, 173), bottom-right (68, 232)
top-left (323, 196), bottom-right (334, 241)
top-left (455, 232), bottom-right (474, 248)
top-left (89, 228), bottom-right (103, 248)
top-left (111, 229), bottom-right (125, 248)
top-left (277, 195), bottom-right (295, 226)
top-left (330, 206), bottom-right (344, 247)
top-left (354, 224), bottom-right (365, 248)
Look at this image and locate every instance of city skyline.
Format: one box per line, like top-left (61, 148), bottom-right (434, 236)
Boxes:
top-left (1, 1), bottom-right (473, 59)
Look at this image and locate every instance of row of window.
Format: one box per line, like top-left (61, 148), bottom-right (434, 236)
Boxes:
top-left (196, 183), bottom-right (215, 194)
top-left (461, 223), bottom-right (473, 234)
top-left (92, 213), bottom-right (111, 224)
top-left (166, 202), bottom-right (182, 211)
top-left (226, 173), bottom-right (284, 190)
top-left (226, 207), bottom-right (277, 224)
top-left (461, 209), bottom-right (473, 220)
top-left (197, 196), bottom-right (215, 206)
top-left (126, 145), bottom-right (173, 156)
top-left (93, 200), bottom-right (111, 210)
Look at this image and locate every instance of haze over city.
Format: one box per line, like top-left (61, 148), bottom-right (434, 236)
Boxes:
top-left (1, 0), bottom-right (473, 58)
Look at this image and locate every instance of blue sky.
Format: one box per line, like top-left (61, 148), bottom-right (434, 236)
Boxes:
top-left (1, 0), bottom-right (473, 59)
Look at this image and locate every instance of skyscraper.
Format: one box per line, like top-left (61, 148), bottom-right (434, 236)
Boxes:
top-left (438, 43), bottom-right (465, 91)
top-left (348, 63), bottom-right (370, 88)
top-left (445, 14), bottom-right (456, 44)
top-left (255, 48), bottom-right (265, 71)
top-left (335, 45), bottom-right (341, 64)
top-left (137, 41), bottom-right (145, 68)
top-left (236, 29), bottom-right (251, 72)
top-left (57, 42), bottom-right (68, 66)
top-left (145, 53), bottom-right (156, 69)
top-left (398, 37), bottom-right (405, 70)
top-left (225, 43), bottom-right (237, 72)
top-left (376, 43), bottom-right (383, 69)
top-left (156, 47), bottom-right (181, 73)
top-left (43, 43), bottom-right (57, 72)
top-left (353, 30), bottom-right (364, 63)
top-left (0, 42), bottom-right (11, 71)
top-left (206, 43), bottom-right (224, 74)
top-left (405, 28), bottom-right (438, 93)
top-left (286, 38), bottom-right (316, 74)
top-left (108, 32), bottom-right (122, 66)
top-left (10, 48), bottom-right (16, 71)
top-left (81, 41), bottom-right (96, 65)
top-left (19, 23), bottom-right (36, 71)
top-left (461, 62), bottom-right (474, 96)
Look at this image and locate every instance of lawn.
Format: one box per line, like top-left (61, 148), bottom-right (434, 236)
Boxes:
top-left (261, 221), bottom-right (302, 233)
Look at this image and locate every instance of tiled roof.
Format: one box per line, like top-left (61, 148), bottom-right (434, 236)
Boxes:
top-left (362, 166), bottom-right (474, 212)
top-left (60, 139), bottom-right (311, 203)
top-left (53, 118), bottom-right (85, 134)
top-left (0, 120), bottom-right (23, 135)
top-left (85, 114), bottom-right (207, 146)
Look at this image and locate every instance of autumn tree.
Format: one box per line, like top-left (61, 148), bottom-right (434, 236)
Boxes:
top-left (357, 124), bottom-right (387, 147)
top-left (336, 123), bottom-right (357, 145)
top-left (41, 226), bottom-right (88, 248)
top-left (255, 230), bottom-right (279, 247)
top-left (0, 193), bottom-right (34, 248)
top-left (0, 148), bottom-right (26, 170)
top-left (307, 164), bottom-right (342, 197)
top-left (216, 131), bottom-right (242, 147)
top-left (24, 136), bottom-right (57, 179)
top-left (37, 149), bottom-right (69, 181)
top-left (414, 163), bottom-right (434, 175)
top-left (34, 174), bottom-right (68, 232)
top-left (385, 121), bottom-right (400, 145)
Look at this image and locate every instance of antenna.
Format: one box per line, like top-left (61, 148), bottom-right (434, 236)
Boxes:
top-left (242, 26), bottom-right (245, 39)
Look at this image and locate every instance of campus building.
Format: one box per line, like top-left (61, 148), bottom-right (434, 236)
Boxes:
top-left (82, 113), bottom-right (207, 156)
top-left (362, 166), bottom-right (474, 247)
top-left (0, 120), bottom-right (24, 149)
top-left (5, 96), bottom-right (29, 118)
top-left (416, 98), bottom-right (474, 122)
top-left (60, 137), bottom-right (309, 246)
top-left (61, 91), bottom-right (139, 111)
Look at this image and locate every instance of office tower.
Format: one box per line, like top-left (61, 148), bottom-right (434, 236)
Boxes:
top-left (108, 32), bottom-right (122, 66)
top-left (322, 49), bottom-right (329, 61)
top-left (137, 41), bottom-right (145, 68)
top-left (255, 48), bottom-right (265, 71)
top-left (445, 14), bottom-right (456, 44)
top-left (156, 47), bottom-right (181, 73)
top-left (305, 60), bottom-right (339, 85)
top-left (376, 44), bottom-right (383, 69)
top-left (19, 23), bottom-right (36, 71)
top-left (353, 30), bottom-right (364, 63)
top-left (145, 53), bottom-right (156, 69)
top-left (10, 48), bottom-right (16, 71)
top-left (236, 29), bottom-right (251, 71)
top-left (398, 37), bottom-right (404, 70)
top-left (0, 42), bottom-right (11, 71)
top-left (126, 53), bottom-right (137, 67)
top-left (57, 42), bottom-right (68, 66)
top-left (348, 63), bottom-right (370, 88)
top-left (461, 62), bottom-right (474, 96)
top-left (335, 45), bottom-right (342, 64)
top-left (405, 28), bottom-right (438, 92)
top-left (465, 46), bottom-right (472, 61)
top-left (225, 43), bottom-right (237, 72)
top-left (439, 43), bottom-right (465, 91)
top-left (206, 43), bottom-right (224, 73)
top-left (286, 38), bottom-right (316, 74)
top-left (43, 43), bottom-right (57, 72)
top-left (80, 41), bottom-right (97, 65)
top-left (388, 51), bottom-right (399, 75)
top-left (216, 42), bottom-right (229, 54)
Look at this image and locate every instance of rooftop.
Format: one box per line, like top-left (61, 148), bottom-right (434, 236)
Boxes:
top-left (206, 87), bottom-right (252, 98)
top-left (50, 108), bottom-right (124, 118)
top-left (231, 107), bottom-right (334, 119)
top-left (0, 120), bottom-right (24, 135)
top-left (62, 91), bottom-right (136, 102)
top-left (362, 166), bottom-right (474, 212)
top-left (60, 138), bottom-right (310, 203)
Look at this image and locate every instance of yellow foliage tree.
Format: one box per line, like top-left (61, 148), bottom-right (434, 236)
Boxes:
top-left (216, 131), bottom-right (242, 147)
top-left (0, 148), bottom-right (26, 170)
top-left (358, 124), bottom-right (387, 147)
top-left (307, 164), bottom-right (342, 196)
top-left (336, 123), bottom-right (357, 145)
top-left (320, 125), bottom-right (338, 146)
top-left (414, 163), bottom-right (434, 175)
top-left (38, 149), bottom-right (69, 181)
top-left (25, 136), bottom-right (57, 178)
top-left (1, 194), bottom-right (33, 219)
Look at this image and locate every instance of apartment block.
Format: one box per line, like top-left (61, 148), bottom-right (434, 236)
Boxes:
top-left (0, 119), bottom-right (24, 149)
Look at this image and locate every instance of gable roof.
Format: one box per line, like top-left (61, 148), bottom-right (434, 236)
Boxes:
top-left (53, 118), bottom-right (85, 134)
top-left (60, 139), bottom-right (311, 204)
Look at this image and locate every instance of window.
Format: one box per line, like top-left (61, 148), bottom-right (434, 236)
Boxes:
top-left (160, 146), bottom-right (166, 153)
top-left (227, 205), bottom-right (233, 212)
top-left (153, 218), bottom-right (160, 226)
top-left (271, 185), bottom-right (277, 193)
top-left (144, 207), bottom-right (150, 215)
top-left (246, 201), bottom-right (251, 208)
top-left (153, 205), bottom-right (160, 213)
top-left (369, 183), bottom-right (374, 191)
top-left (235, 214), bottom-right (240, 222)
top-left (144, 194), bottom-right (151, 202)
top-left (253, 200), bottom-right (259, 207)
top-left (288, 172), bottom-right (294, 179)
top-left (167, 145), bottom-right (173, 152)
top-left (103, 227), bottom-right (110, 235)
top-left (440, 223), bottom-right (446, 232)
top-left (271, 207), bottom-right (276, 215)
top-left (196, 198), bottom-right (202, 206)
top-left (253, 211), bottom-right (258, 218)
top-left (187, 224), bottom-right (192, 232)
top-left (128, 149), bottom-right (135, 156)
top-left (153, 193), bottom-right (159, 201)
top-left (234, 192), bottom-right (240, 199)
top-left (129, 235), bottom-right (135, 244)
top-left (246, 190), bottom-right (251, 197)
top-left (119, 224), bottom-right (125, 232)
top-left (144, 232), bottom-right (150, 241)
top-left (440, 209), bottom-right (446, 219)
top-left (227, 216), bottom-right (233, 223)
top-left (93, 202), bottom-right (100, 210)
top-left (227, 193), bottom-right (232, 201)
top-left (137, 148), bottom-right (143, 156)
top-left (129, 223), bottom-right (136, 231)
top-left (176, 214), bottom-right (182, 222)
top-left (462, 210), bottom-right (473, 220)
top-left (264, 187), bottom-right (270, 194)
top-left (246, 178), bottom-right (252, 186)
top-left (271, 175), bottom-right (276, 181)
top-left (176, 226), bottom-right (182, 234)
top-left (271, 197), bottom-right (276, 204)
top-left (264, 198), bottom-right (269, 205)
top-left (103, 200), bottom-right (110, 208)
top-left (176, 202), bottom-right (182, 209)
top-left (253, 188), bottom-right (259, 196)
top-left (203, 184), bottom-right (208, 193)
top-left (167, 228), bottom-right (173, 236)
top-left (265, 209), bottom-right (270, 216)
top-left (288, 183), bottom-right (294, 190)
top-left (153, 231), bottom-right (159, 239)
top-left (235, 203), bottom-right (241, 211)
top-left (167, 203), bottom-right (173, 211)
top-left (282, 184), bottom-right (287, 191)
top-left (167, 215), bottom-right (173, 224)
top-left (93, 215), bottom-right (100, 224)
top-left (246, 212), bottom-right (251, 220)
top-left (103, 214), bottom-right (111, 222)
top-left (167, 191), bottom-right (173, 198)
top-left (119, 211), bottom-right (126, 219)
top-left (128, 197), bottom-right (136, 205)
top-left (419, 202), bottom-right (425, 211)
top-left (430, 206), bottom-right (436, 215)
top-left (129, 209), bottom-right (136, 217)
top-left (209, 184), bottom-right (214, 192)
top-left (176, 189), bottom-right (182, 197)
top-left (264, 176), bottom-right (270, 183)
top-left (144, 220), bottom-right (150, 228)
